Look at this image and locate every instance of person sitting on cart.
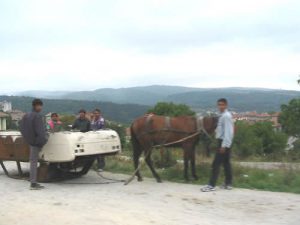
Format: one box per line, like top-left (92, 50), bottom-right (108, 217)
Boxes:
top-left (91, 108), bottom-right (105, 131)
top-left (90, 108), bottom-right (106, 172)
top-left (47, 113), bottom-right (63, 132)
top-left (72, 109), bottom-right (91, 132)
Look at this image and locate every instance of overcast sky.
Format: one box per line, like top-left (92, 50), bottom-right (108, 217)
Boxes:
top-left (0, 0), bottom-right (300, 93)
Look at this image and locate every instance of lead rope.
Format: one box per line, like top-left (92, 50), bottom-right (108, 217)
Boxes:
top-left (60, 171), bottom-right (126, 185)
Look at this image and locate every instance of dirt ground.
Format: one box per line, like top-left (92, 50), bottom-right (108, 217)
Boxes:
top-left (1, 163), bottom-right (300, 225)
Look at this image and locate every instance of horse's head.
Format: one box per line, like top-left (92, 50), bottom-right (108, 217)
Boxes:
top-left (202, 116), bottom-right (219, 135)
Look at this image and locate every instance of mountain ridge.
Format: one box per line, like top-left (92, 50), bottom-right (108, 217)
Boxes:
top-left (15, 85), bottom-right (300, 112)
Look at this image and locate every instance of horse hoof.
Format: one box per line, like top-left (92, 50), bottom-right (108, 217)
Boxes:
top-left (157, 179), bottom-right (163, 183)
top-left (137, 177), bottom-right (143, 182)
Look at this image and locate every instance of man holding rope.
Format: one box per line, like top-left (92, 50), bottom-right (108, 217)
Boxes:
top-left (201, 98), bottom-right (234, 192)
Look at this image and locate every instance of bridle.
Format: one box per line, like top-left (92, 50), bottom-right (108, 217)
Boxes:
top-left (196, 116), bottom-right (214, 141)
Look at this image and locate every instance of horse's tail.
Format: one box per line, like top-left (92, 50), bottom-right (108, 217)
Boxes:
top-left (124, 123), bottom-right (143, 185)
top-left (130, 124), bottom-right (140, 157)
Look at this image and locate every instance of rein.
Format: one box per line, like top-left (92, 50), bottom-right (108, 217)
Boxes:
top-left (152, 131), bottom-right (201, 148)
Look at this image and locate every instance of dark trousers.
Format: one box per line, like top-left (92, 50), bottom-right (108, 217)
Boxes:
top-left (97, 156), bottom-right (106, 170)
top-left (209, 140), bottom-right (232, 187)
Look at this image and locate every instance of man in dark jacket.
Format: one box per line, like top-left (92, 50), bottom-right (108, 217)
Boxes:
top-left (72, 109), bottom-right (91, 132)
top-left (20, 99), bottom-right (48, 190)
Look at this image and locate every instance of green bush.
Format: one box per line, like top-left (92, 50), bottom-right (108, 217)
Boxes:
top-left (60, 114), bottom-right (76, 130)
top-left (289, 139), bottom-right (300, 161)
top-left (147, 102), bottom-right (195, 117)
top-left (106, 121), bottom-right (126, 147)
top-left (233, 122), bottom-right (263, 158)
top-left (232, 121), bottom-right (288, 159)
top-left (280, 98), bottom-right (300, 137)
top-left (152, 149), bottom-right (177, 168)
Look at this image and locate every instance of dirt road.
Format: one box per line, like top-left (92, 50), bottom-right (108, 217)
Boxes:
top-left (0, 167), bottom-right (299, 225)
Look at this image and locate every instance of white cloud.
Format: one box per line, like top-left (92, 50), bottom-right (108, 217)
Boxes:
top-left (0, 0), bottom-right (299, 93)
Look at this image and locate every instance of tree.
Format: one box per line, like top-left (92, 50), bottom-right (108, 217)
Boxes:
top-left (60, 114), bottom-right (76, 130)
top-left (147, 102), bottom-right (195, 117)
top-left (290, 139), bottom-right (300, 160)
top-left (232, 121), bottom-right (288, 158)
top-left (232, 122), bottom-right (263, 158)
top-left (106, 121), bottom-right (126, 147)
top-left (252, 122), bottom-right (288, 155)
top-left (280, 99), bottom-right (300, 137)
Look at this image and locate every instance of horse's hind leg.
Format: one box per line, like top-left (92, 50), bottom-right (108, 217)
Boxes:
top-left (183, 148), bottom-right (190, 181)
top-left (145, 150), bottom-right (162, 183)
top-left (133, 148), bottom-right (143, 182)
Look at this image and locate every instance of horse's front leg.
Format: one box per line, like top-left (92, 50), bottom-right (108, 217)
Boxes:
top-left (183, 148), bottom-right (190, 182)
top-left (133, 148), bottom-right (143, 182)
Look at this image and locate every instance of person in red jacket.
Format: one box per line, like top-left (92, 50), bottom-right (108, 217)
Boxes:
top-left (47, 113), bottom-right (63, 132)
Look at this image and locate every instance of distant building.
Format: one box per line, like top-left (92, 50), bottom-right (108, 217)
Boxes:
top-left (45, 112), bottom-right (53, 123)
top-left (0, 101), bottom-right (12, 112)
top-left (233, 112), bottom-right (281, 131)
top-left (286, 137), bottom-right (298, 151)
top-left (0, 112), bottom-right (9, 130)
top-left (9, 110), bottom-right (26, 127)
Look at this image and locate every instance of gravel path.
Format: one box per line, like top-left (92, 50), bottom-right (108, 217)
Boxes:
top-left (238, 162), bottom-right (300, 170)
top-left (0, 163), bottom-right (300, 225)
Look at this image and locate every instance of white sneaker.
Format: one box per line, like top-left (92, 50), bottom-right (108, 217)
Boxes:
top-left (201, 185), bottom-right (216, 192)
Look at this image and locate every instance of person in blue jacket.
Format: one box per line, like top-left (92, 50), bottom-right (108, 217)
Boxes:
top-left (91, 109), bottom-right (106, 172)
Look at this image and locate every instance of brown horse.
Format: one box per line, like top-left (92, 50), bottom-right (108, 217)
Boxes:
top-left (131, 115), bottom-right (218, 183)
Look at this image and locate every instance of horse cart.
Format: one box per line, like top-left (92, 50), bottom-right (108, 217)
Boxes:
top-left (0, 130), bottom-right (121, 182)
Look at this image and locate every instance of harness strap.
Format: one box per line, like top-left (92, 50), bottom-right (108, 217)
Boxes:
top-left (196, 117), bottom-right (203, 131)
top-left (165, 116), bottom-right (171, 129)
top-left (141, 115), bottom-right (173, 138)
top-left (145, 114), bottom-right (154, 133)
top-left (197, 117), bottom-right (213, 140)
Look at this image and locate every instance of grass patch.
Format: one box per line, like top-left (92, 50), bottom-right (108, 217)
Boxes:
top-left (105, 155), bottom-right (300, 194)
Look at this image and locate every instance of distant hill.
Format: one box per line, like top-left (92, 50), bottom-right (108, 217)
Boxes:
top-left (166, 88), bottom-right (300, 112)
top-left (16, 85), bottom-right (300, 112)
top-left (0, 96), bottom-right (149, 124)
top-left (18, 91), bottom-right (71, 99)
